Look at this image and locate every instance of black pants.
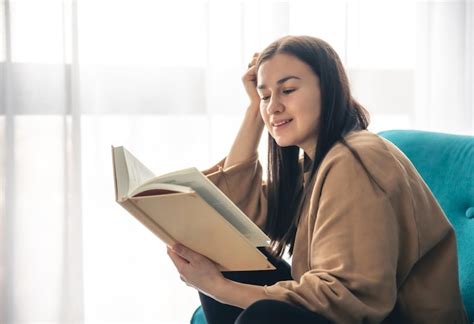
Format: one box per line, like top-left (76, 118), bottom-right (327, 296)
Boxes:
top-left (199, 248), bottom-right (331, 324)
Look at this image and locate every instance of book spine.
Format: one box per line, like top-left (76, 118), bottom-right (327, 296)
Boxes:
top-left (119, 199), bottom-right (177, 246)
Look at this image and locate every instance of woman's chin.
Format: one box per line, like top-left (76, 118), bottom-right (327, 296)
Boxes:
top-left (274, 138), bottom-right (295, 148)
top-left (269, 132), bottom-right (297, 147)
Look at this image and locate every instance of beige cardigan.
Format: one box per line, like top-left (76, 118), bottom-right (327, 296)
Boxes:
top-left (203, 130), bottom-right (468, 324)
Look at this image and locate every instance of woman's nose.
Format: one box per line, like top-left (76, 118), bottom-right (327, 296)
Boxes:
top-left (267, 95), bottom-right (284, 114)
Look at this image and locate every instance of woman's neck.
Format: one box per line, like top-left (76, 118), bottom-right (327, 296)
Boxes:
top-left (303, 151), bottom-right (313, 173)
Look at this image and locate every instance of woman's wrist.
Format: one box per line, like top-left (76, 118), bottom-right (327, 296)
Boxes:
top-left (245, 104), bottom-right (264, 126)
top-left (210, 277), bottom-right (269, 309)
top-left (210, 277), bottom-right (235, 305)
top-left (223, 102), bottom-right (264, 169)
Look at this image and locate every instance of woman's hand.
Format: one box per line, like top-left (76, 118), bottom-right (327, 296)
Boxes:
top-left (167, 243), bottom-right (227, 299)
top-left (167, 243), bottom-right (270, 309)
top-left (242, 52), bottom-right (261, 107)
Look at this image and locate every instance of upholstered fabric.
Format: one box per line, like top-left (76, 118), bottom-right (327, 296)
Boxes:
top-left (191, 305), bottom-right (206, 324)
top-left (378, 130), bottom-right (473, 321)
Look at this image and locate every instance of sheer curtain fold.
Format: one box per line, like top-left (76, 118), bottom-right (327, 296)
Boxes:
top-left (1, 0), bottom-right (15, 321)
top-left (415, 0), bottom-right (474, 134)
top-left (1, 1), bottom-right (473, 323)
top-left (60, 0), bottom-right (84, 322)
top-left (2, 0), bottom-right (84, 322)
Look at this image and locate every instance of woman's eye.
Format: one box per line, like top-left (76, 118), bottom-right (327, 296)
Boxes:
top-left (261, 95), bottom-right (270, 101)
top-left (282, 88), bottom-right (295, 95)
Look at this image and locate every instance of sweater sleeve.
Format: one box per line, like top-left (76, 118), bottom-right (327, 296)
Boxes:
top-left (263, 149), bottom-right (400, 324)
top-left (201, 153), bottom-right (268, 231)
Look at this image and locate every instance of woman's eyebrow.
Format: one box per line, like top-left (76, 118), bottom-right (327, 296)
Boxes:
top-left (257, 75), bottom-right (301, 90)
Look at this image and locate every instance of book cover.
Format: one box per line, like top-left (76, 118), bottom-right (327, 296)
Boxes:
top-left (112, 146), bottom-right (275, 271)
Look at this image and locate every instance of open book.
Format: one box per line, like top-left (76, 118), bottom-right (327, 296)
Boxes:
top-left (112, 146), bottom-right (275, 271)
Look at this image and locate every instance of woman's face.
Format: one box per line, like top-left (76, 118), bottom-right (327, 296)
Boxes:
top-left (257, 53), bottom-right (321, 157)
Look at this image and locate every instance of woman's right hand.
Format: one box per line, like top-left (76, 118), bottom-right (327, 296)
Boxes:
top-left (242, 53), bottom-right (261, 107)
top-left (224, 53), bottom-right (265, 169)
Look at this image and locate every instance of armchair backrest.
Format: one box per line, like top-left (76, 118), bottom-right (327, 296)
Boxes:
top-left (379, 130), bottom-right (474, 320)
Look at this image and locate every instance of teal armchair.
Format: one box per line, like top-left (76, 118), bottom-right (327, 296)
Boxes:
top-left (379, 130), bottom-right (473, 321)
top-left (191, 130), bottom-right (474, 323)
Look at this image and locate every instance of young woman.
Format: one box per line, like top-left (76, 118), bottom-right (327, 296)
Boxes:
top-left (167, 36), bottom-right (468, 324)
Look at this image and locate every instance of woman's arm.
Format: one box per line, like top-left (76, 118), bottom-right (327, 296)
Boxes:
top-left (223, 106), bottom-right (264, 169)
top-left (262, 145), bottom-right (401, 323)
top-left (214, 278), bottom-right (268, 309)
top-left (224, 54), bottom-right (265, 169)
top-left (202, 54), bottom-right (268, 230)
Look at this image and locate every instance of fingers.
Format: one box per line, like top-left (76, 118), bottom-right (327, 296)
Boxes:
top-left (247, 52), bottom-right (260, 69)
top-left (167, 245), bottom-right (206, 287)
top-left (241, 52), bottom-right (261, 105)
top-left (172, 243), bottom-right (196, 262)
top-left (167, 246), bottom-right (190, 271)
top-left (243, 59), bottom-right (258, 81)
top-left (168, 248), bottom-right (193, 286)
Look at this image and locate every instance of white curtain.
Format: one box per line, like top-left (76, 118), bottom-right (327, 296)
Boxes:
top-left (1, 0), bottom-right (472, 323)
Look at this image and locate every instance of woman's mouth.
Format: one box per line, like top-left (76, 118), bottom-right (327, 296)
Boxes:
top-left (272, 119), bottom-right (293, 129)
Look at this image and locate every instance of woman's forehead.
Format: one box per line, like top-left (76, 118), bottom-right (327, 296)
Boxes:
top-left (257, 54), bottom-right (316, 87)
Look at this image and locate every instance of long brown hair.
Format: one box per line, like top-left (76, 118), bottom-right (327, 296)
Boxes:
top-left (257, 35), bottom-right (371, 258)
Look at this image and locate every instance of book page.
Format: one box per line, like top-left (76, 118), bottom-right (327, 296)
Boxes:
top-left (129, 182), bottom-right (194, 197)
top-left (121, 147), bottom-right (156, 197)
top-left (112, 146), bottom-right (129, 201)
top-left (154, 168), bottom-right (270, 247)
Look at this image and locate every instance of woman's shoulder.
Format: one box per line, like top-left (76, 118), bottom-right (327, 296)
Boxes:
top-left (327, 130), bottom-right (393, 161)
top-left (320, 130), bottom-right (407, 192)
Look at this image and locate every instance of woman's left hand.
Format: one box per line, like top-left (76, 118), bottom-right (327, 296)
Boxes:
top-left (167, 243), bottom-right (227, 298)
